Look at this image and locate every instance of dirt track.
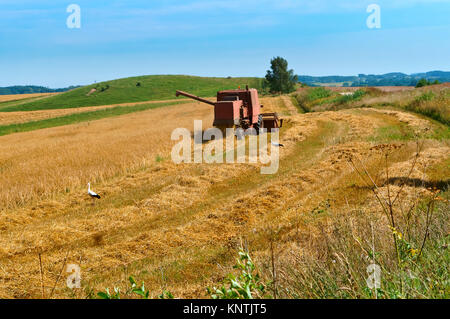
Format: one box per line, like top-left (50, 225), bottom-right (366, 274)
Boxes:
top-left (0, 96), bottom-right (448, 298)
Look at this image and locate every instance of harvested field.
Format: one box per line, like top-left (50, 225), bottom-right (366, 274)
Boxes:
top-left (0, 93), bottom-right (58, 103)
top-left (333, 86), bottom-right (415, 93)
top-left (297, 86), bottom-right (416, 94)
top-left (0, 92), bottom-right (447, 299)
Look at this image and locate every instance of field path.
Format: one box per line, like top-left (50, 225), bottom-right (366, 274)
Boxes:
top-left (280, 95), bottom-right (299, 115)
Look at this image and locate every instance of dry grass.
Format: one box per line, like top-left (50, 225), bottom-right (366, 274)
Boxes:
top-left (297, 86), bottom-right (415, 93)
top-left (353, 84), bottom-right (450, 125)
top-left (0, 101), bottom-right (212, 208)
top-left (0, 94), bottom-right (447, 299)
top-left (260, 143), bottom-right (449, 298)
top-left (294, 84), bottom-right (450, 126)
top-left (0, 93), bottom-right (58, 103)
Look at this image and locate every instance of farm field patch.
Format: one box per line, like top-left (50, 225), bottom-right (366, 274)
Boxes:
top-left (0, 93), bottom-right (447, 299)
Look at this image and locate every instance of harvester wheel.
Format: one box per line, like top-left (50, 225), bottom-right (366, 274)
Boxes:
top-left (254, 114), bottom-right (264, 135)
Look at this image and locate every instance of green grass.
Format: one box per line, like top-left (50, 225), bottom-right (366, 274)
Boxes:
top-left (1, 75), bottom-right (263, 112)
top-left (306, 87), bottom-right (333, 101)
top-left (293, 88), bottom-right (336, 113)
top-left (0, 100), bottom-right (188, 136)
top-left (332, 89), bottom-right (366, 105)
top-left (294, 88), bottom-right (367, 113)
top-left (415, 91), bottom-right (436, 102)
top-left (367, 109), bottom-right (450, 142)
top-left (369, 124), bottom-right (416, 142)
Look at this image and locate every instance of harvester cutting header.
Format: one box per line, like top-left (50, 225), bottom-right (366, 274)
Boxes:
top-left (175, 86), bottom-right (283, 134)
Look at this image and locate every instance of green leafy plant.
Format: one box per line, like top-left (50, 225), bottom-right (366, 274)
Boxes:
top-left (95, 276), bottom-right (172, 299)
top-left (207, 249), bottom-right (267, 299)
top-left (97, 287), bottom-right (121, 299)
top-left (159, 290), bottom-right (175, 299)
top-left (415, 91), bottom-right (435, 102)
top-left (334, 89), bottom-right (366, 104)
top-left (306, 87), bottom-right (332, 101)
top-left (129, 276), bottom-right (150, 299)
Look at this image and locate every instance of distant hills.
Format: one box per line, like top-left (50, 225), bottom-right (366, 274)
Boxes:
top-left (0, 85), bottom-right (81, 95)
top-left (297, 71), bottom-right (450, 87)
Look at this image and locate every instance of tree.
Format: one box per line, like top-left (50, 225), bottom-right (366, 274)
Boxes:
top-left (416, 78), bottom-right (429, 88)
top-left (265, 57), bottom-right (298, 94)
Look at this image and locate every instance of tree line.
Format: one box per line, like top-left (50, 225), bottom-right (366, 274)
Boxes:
top-left (0, 85), bottom-right (80, 95)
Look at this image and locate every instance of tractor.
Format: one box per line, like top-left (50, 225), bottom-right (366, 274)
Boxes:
top-left (175, 86), bottom-right (282, 134)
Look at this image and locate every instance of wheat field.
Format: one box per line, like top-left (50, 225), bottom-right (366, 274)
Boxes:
top-left (0, 95), bottom-right (448, 298)
top-left (0, 93), bottom-right (57, 103)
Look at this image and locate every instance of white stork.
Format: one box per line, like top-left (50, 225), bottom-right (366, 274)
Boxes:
top-left (271, 142), bottom-right (284, 147)
top-left (88, 183), bottom-right (101, 199)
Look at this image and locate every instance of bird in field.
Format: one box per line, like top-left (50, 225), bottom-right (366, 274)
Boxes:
top-left (88, 183), bottom-right (101, 199)
top-left (271, 142), bottom-right (284, 147)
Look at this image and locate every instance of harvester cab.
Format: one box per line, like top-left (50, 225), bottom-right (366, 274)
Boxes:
top-left (175, 86), bottom-right (282, 134)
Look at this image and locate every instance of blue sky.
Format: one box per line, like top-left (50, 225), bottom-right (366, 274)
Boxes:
top-left (1, 0), bottom-right (449, 87)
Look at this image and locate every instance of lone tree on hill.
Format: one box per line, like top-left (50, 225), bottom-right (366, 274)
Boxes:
top-left (416, 78), bottom-right (429, 88)
top-left (265, 57), bottom-right (298, 94)
top-left (415, 78), bottom-right (441, 88)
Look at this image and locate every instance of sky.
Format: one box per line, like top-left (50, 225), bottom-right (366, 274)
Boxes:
top-left (0, 0), bottom-right (449, 87)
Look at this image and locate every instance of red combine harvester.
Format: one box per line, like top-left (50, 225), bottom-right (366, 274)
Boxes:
top-left (175, 86), bottom-right (282, 134)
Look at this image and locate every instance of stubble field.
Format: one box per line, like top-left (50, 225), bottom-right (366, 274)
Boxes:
top-left (0, 89), bottom-right (448, 299)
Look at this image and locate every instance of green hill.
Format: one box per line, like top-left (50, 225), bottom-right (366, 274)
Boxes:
top-left (1, 75), bottom-right (264, 112)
